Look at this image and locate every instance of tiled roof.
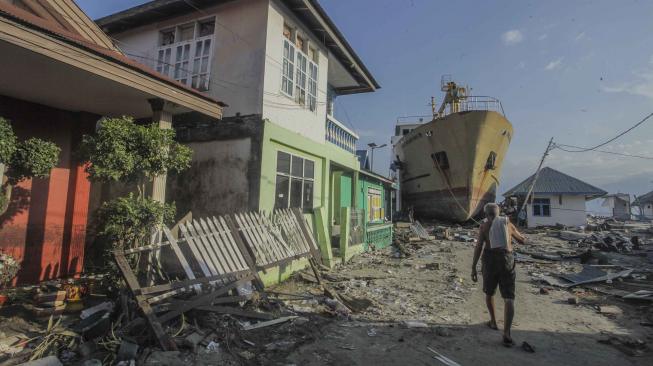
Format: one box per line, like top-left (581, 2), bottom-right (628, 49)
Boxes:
top-left (503, 167), bottom-right (607, 197)
top-left (0, 2), bottom-right (226, 107)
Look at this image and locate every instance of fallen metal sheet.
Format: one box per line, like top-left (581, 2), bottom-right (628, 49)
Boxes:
top-left (560, 266), bottom-right (607, 283)
top-left (558, 266), bottom-right (633, 288)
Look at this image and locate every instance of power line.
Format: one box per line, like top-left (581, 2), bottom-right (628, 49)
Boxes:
top-left (556, 111), bottom-right (653, 152)
top-left (554, 143), bottom-right (653, 160)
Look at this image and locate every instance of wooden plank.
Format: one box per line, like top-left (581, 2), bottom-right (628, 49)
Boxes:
top-left (190, 219), bottom-right (221, 276)
top-left (162, 227), bottom-right (201, 292)
top-left (256, 213), bottom-right (287, 261)
top-left (273, 210), bottom-right (303, 257)
top-left (234, 213), bottom-right (267, 265)
top-left (224, 215), bottom-right (266, 292)
top-left (265, 212), bottom-right (293, 258)
top-left (199, 218), bottom-right (233, 275)
top-left (195, 305), bottom-right (275, 320)
top-left (287, 209), bottom-right (312, 253)
top-left (241, 316), bottom-right (298, 331)
top-left (158, 276), bottom-right (253, 323)
top-left (212, 216), bottom-right (246, 273)
top-left (114, 251), bottom-right (177, 351)
top-left (292, 208), bottom-right (323, 264)
top-left (217, 216), bottom-right (251, 272)
top-left (140, 269), bottom-right (251, 296)
top-left (243, 212), bottom-right (275, 266)
top-left (251, 212), bottom-right (284, 262)
top-left (180, 222), bottom-right (215, 277)
top-left (123, 241), bottom-right (171, 254)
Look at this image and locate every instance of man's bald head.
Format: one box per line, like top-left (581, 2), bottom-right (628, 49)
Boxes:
top-left (484, 203), bottom-right (500, 219)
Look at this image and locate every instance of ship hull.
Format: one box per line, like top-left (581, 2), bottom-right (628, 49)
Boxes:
top-left (394, 110), bottom-right (513, 222)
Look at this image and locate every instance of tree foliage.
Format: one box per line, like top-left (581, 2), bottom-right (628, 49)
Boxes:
top-left (0, 117), bottom-right (16, 165)
top-left (94, 193), bottom-right (175, 250)
top-left (7, 138), bottom-right (60, 185)
top-left (77, 116), bottom-right (192, 184)
top-left (0, 117), bottom-right (60, 214)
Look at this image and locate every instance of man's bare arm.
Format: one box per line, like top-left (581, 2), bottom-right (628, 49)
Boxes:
top-left (509, 222), bottom-right (526, 244)
top-left (471, 224), bottom-right (485, 281)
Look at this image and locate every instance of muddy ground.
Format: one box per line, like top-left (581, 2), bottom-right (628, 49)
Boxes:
top-left (261, 231), bottom-right (653, 366)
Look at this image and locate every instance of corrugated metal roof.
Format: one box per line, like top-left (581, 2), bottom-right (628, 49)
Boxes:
top-left (503, 167), bottom-right (607, 197)
top-left (633, 190), bottom-right (653, 205)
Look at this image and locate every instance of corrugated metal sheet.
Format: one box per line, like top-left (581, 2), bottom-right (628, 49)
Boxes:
top-left (634, 190), bottom-right (653, 205)
top-left (504, 167), bottom-right (607, 197)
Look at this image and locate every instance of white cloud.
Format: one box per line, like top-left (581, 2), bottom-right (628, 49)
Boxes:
top-left (538, 34), bottom-right (548, 41)
top-left (501, 30), bottom-right (524, 45)
top-left (602, 58), bottom-right (653, 100)
top-left (574, 31), bottom-right (586, 41)
top-left (544, 57), bottom-right (564, 70)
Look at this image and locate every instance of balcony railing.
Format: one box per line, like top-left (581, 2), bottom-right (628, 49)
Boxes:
top-left (326, 115), bottom-right (359, 153)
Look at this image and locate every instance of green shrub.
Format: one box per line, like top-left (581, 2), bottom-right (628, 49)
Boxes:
top-left (95, 193), bottom-right (175, 250)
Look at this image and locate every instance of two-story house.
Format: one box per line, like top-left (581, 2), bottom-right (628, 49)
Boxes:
top-left (97, 0), bottom-right (383, 270)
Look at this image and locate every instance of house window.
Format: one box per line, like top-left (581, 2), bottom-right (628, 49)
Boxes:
top-left (308, 62), bottom-right (318, 111)
top-left (532, 198), bottom-right (551, 217)
top-left (282, 39), bottom-right (295, 96)
top-left (431, 151), bottom-right (450, 170)
top-left (367, 188), bottom-right (384, 222)
top-left (156, 18), bottom-right (215, 91)
top-left (295, 52), bottom-right (307, 105)
top-left (275, 151), bottom-right (315, 210)
top-left (280, 25), bottom-right (318, 111)
top-left (485, 151), bottom-right (497, 170)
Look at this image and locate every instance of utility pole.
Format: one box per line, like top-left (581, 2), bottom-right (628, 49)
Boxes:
top-left (518, 137), bottom-right (555, 223)
top-left (431, 96), bottom-right (436, 119)
top-left (367, 142), bottom-right (387, 172)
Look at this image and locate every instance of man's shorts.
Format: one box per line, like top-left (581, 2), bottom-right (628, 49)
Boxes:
top-left (482, 249), bottom-right (516, 299)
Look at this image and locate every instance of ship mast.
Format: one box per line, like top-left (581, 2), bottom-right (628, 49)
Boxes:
top-left (437, 75), bottom-right (467, 117)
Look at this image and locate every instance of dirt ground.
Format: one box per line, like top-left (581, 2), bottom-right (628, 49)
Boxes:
top-left (266, 233), bottom-right (653, 366)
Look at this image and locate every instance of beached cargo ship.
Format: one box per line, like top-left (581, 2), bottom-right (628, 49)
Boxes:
top-left (391, 76), bottom-right (513, 222)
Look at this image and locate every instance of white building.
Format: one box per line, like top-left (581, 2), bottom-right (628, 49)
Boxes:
top-left (633, 191), bottom-right (653, 219)
top-left (96, 0), bottom-right (392, 272)
top-left (601, 193), bottom-right (631, 220)
top-left (504, 167), bottom-right (607, 228)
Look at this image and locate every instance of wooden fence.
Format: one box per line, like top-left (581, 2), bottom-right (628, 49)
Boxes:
top-left (114, 208), bottom-right (321, 351)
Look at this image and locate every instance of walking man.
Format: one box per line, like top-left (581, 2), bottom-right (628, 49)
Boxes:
top-left (471, 203), bottom-right (526, 346)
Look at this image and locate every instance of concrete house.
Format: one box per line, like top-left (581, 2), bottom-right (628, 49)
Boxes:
top-left (0, 0), bottom-right (223, 284)
top-left (97, 0), bottom-right (384, 270)
top-left (504, 167), bottom-right (607, 228)
top-left (601, 193), bottom-right (631, 221)
top-left (633, 191), bottom-right (653, 220)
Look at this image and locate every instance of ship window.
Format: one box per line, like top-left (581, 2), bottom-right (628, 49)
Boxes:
top-left (431, 151), bottom-right (450, 170)
top-left (532, 198), bottom-right (551, 217)
top-left (485, 151), bottom-right (497, 170)
top-left (402, 129), bottom-right (410, 135)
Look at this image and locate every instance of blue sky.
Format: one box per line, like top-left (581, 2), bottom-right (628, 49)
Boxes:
top-left (79, 0), bottom-right (653, 205)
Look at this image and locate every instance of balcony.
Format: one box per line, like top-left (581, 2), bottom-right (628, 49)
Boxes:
top-left (325, 115), bottom-right (359, 153)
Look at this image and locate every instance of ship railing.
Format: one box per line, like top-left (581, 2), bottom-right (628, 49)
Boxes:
top-left (326, 115), bottom-right (359, 153)
top-left (442, 96), bottom-right (505, 117)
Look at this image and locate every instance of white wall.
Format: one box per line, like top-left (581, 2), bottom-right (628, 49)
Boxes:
top-left (111, 0), bottom-right (269, 117)
top-left (261, 0), bottom-right (329, 144)
top-left (527, 194), bottom-right (587, 228)
top-left (642, 203), bottom-right (653, 218)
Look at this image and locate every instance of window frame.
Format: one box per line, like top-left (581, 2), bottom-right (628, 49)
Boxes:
top-left (156, 17), bottom-right (216, 91)
top-left (280, 24), bottom-right (319, 112)
top-left (532, 198), bottom-right (551, 217)
top-left (367, 187), bottom-right (384, 223)
top-left (274, 150), bottom-right (315, 211)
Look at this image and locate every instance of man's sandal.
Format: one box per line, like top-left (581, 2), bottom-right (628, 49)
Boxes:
top-left (486, 321), bottom-right (498, 330)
